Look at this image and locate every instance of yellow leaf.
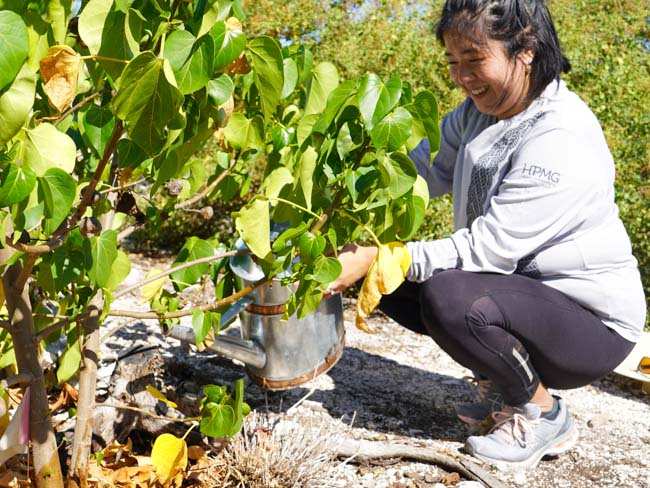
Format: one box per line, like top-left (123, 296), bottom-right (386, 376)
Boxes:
top-left (40, 45), bottom-right (81, 113)
top-left (356, 242), bottom-right (411, 333)
top-left (151, 433), bottom-right (187, 488)
top-left (140, 269), bottom-right (168, 303)
top-left (0, 389), bottom-right (9, 437)
top-left (146, 385), bottom-right (177, 409)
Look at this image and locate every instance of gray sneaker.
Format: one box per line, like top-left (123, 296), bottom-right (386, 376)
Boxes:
top-left (464, 396), bottom-right (578, 470)
top-left (455, 377), bottom-right (504, 425)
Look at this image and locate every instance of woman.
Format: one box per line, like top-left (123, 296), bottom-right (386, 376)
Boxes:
top-left (327, 0), bottom-right (646, 470)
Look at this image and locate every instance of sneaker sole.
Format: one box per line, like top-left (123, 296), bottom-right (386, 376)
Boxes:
top-left (471, 421), bottom-right (579, 471)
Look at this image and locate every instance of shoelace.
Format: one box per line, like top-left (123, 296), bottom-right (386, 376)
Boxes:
top-left (489, 409), bottom-right (539, 446)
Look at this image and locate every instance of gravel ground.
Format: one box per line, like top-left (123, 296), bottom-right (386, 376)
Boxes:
top-left (97, 256), bottom-right (650, 488)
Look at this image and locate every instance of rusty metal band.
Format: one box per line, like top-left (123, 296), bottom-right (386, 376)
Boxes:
top-left (246, 336), bottom-right (346, 391)
top-left (245, 303), bottom-right (286, 315)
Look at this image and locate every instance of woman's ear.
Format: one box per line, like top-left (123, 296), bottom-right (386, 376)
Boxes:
top-left (518, 48), bottom-right (535, 67)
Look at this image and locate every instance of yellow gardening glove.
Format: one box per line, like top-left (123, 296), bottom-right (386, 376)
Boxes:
top-left (356, 242), bottom-right (410, 333)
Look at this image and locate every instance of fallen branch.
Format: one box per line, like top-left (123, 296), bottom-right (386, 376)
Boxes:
top-left (334, 439), bottom-right (507, 488)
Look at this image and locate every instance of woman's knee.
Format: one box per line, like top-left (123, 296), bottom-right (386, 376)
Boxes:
top-left (420, 270), bottom-right (486, 331)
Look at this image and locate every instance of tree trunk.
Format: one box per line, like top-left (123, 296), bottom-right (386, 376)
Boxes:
top-left (68, 296), bottom-right (101, 487)
top-left (2, 262), bottom-right (64, 488)
top-left (69, 197), bottom-right (116, 485)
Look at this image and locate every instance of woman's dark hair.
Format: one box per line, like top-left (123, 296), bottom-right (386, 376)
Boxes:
top-left (435, 0), bottom-right (571, 102)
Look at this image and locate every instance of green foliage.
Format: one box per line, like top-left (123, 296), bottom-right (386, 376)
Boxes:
top-left (198, 378), bottom-right (250, 439)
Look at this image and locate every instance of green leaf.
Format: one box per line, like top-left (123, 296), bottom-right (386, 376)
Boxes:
top-left (281, 58), bottom-right (298, 99)
top-left (0, 164), bottom-right (36, 207)
top-left (76, 0), bottom-right (108, 50)
top-left (411, 90), bottom-right (440, 158)
top-left (38, 168), bottom-right (76, 235)
top-left (23, 123), bottom-right (77, 177)
top-left (207, 74), bottom-right (234, 106)
top-left (47, 247), bottom-right (85, 292)
top-left (312, 255), bottom-right (342, 283)
top-left (336, 121), bottom-right (362, 160)
top-left (116, 138), bottom-right (150, 169)
top-left (223, 113), bottom-right (263, 151)
top-left (357, 73), bottom-right (402, 131)
top-left (312, 80), bottom-right (356, 134)
top-left (104, 250), bottom-right (131, 291)
top-left (370, 107), bottom-right (413, 151)
top-left (165, 32), bottom-right (214, 95)
top-left (83, 105), bottom-right (115, 156)
top-left (262, 167), bottom-right (293, 200)
top-left (0, 65), bottom-right (36, 146)
top-left (234, 198), bottom-right (270, 259)
top-left (192, 309), bottom-right (212, 345)
top-left (200, 402), bottom-right (235, 438)
top-left (113, 52), bottom-right (184, 155)
top-left (0, 11), bottom-right (28, 91)
top-left (85, 230), bottom-right (118, 288)
top-left (305, 62), bottom-right (339, 116)
top-left (298, 232), bottom-right (326, 265)
top-left (271, 221), bottom-right (308, 253)
top-left (170, 237), bottom-right (214, 291)
top-left (79, 0), bottom-right (131, 79)
top-left (297, 146), bottom-right (317, 210)
top-left (248, 36), bottom-right (284, 121)
top-left (210, 20), bottom-right (246, 71)
top-left (379, 152), bottom-right (418, 199)
top-left (57, 339), bottom-right (81, 384)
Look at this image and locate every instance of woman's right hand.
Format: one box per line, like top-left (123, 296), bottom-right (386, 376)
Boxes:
top-left (324, 244), bottom-right (378, 296)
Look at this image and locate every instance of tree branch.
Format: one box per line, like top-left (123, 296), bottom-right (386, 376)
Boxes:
top-left (112, 249), bottom-right (244, 300)
top-left (53, 90), bottom-right (106, 127)
top-left (109, 278), bottom-right (266, 320)
top-left (174, 158), bottom-right (237, 210)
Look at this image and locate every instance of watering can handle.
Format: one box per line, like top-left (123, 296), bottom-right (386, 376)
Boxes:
top-left (219, 296), bottom-right (254, 329)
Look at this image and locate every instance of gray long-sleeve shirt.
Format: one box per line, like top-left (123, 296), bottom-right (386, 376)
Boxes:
top-left (407, 80), bottom-right (646, 342)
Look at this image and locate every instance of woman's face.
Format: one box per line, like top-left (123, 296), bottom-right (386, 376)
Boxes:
top-left (443, 34), bottom-right (533, 120)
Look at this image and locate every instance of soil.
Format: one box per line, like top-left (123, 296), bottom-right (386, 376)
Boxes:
top-left (88, 256), bottom-right (650, 487)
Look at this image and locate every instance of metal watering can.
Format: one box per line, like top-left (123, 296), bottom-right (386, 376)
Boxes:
top-left (168, 241), bottom-right (345, 390)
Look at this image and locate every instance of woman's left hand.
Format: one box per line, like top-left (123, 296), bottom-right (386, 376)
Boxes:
top-left (323, 244), bottom-right (378, 297)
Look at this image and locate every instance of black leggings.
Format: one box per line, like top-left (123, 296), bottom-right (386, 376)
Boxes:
top-left (378, 270), bottom-right (635, 406)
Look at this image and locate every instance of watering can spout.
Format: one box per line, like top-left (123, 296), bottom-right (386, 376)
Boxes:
top-left (167, 325), bottom-right (267, 369)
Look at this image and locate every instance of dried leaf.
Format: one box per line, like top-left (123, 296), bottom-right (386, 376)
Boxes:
top-left (356, 242), bottom-right (410, 332)
top-left (40, 45), bottom-right (81, 113)
top-left (151, 433), bottom-right (188, 488)
top-left (146, 385), bottom-right (177, 409)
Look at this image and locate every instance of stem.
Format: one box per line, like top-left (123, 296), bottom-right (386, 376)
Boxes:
top-left (96, 403), bottom-right (200, 423)
top-left (174, 159), bottom-right (236, 210)
top-left (68, 120), bottom-right (124, 229)
top-left (335, 208), bottom-right (381, 246)
top-left (182, 423), bottom-right (198, 440)
top-left (109, 278), bottom-right (266, 320)
top-left (112, 250), bottom-right (243, 300)
top-left (80, 55), bottom-right (129, 64)
top-left (69, 299), bottom-right (101, 484)
top-left (99, 178), bottom-right (147, 194)
top-left (268, 197), bottom-right (322, 221)
top-left (53, 90), bottom-right (104, 127)
top-left (35, 315), bottom-right (83, 343)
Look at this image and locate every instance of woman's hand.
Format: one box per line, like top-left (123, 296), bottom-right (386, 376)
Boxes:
top-left (324, 244), bottom-right (378, 296)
